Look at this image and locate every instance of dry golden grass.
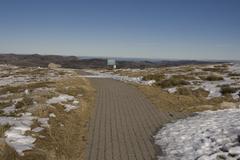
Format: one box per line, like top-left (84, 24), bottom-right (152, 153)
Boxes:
top-left (33, 77), bottom-right (94, 160)
top-left (137, 85), bottom-right (232, 116)
top-left (1, 76), bottom-right (95, 160)
top-left (0, 81), bottom-right (54, 95)
top-left (0, 124), bottom-right (10, 137)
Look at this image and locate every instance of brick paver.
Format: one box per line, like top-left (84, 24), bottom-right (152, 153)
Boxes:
top-left (86, 78), bottom-right (171, 160)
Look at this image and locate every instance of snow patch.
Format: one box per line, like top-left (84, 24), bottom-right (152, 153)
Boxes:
top-left (167, 87), bottom-right (177, 94)
top-left (49, 113), bottom-right (56, 118)
top-left (83, 70), bottom-right (155, 85)
top-left (0, 113), bottom-right (36, 156)
top-left (64, 104), bottom-right (79, 112)
top-left (155, 108), bottom-right (240, 160)
top-left (38, 118), bottom-right (49, 128)
top-left (32, 127), bottom-right (44, 133)
top-left (47, 94), bottom-right (74, 104)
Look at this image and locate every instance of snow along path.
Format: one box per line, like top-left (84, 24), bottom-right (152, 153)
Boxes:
top-left (155, 108), bottom-right (240, 160)
top-left (81, 69), bottom-right (156, 85)
top-left (85, 77), bottom-right (176, 160)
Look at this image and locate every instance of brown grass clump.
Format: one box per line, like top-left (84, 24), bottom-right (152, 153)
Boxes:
top-left (137, 85), bottom-right (228, 118)
top-left (0, 124), bottom-right (10, 137)
top-left (0, 82), bottom-right (54, 95)
top-left (18, 77), bottom-right (95, 160)
top-left (228, 73), bottom-right (240, 77)
top-left (201, 75), bottom-right (224, 81)
top-left (220, 85), bottom-right (238, 95)
top-left (158, 77), bottom-right (190, 88)
top-left (15, 96), bottom-right (34, 109)
top-left (176, 87), bottom-right (209, 98)
top-left (0, 101), bottom-right (12, 110)
top-left (202, 65), bottom-right (228, 73)
top-left (142, 74), bottom-right (165, 82)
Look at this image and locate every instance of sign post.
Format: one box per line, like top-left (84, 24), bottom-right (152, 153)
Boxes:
top-left (107, 59), bottom-right (116, 69)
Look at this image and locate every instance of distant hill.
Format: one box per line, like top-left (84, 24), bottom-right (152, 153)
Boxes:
top-left (0, 54), bottom-right (226, 69)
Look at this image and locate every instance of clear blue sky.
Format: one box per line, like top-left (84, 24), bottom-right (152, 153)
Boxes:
top-left (0, 0), bottom-right (240, 60)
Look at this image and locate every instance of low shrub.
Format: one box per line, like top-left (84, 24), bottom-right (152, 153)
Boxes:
top-left (228, 73), bottom-right (240, 77)
top-left (0, 101), bottom-right (12, 110)
top-left (158, 77), bottom-right (190, 88)
top-left (142, 74), bottom-right (165, 82)
top-left (176, 87), bottom-right (192, 96)
top-left (0, 124), bottom-right (11, 137)
top-left (202, 75), bottom-right (224, 81)
top-left (220, 85), bottom-right (238, 95)
top-left (15, 96), bottom-right (33, 109)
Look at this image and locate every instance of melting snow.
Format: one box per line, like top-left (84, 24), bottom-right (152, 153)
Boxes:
top-left (83, 70), bottom-right (156, 85)
top-left (49, 113), bottom-right (56, 118)
top-left (47, 94), bottom-right (75, 104)
top-left (194, 77), bottom-right (236, 99)
top-left (32, 127), bottom-right (44, 133)
top-left (155, 108), bottom-right (240, 160)
top-left (0, 76), bottom-right (30, 87)
top-left (64, 104), bottom-right (79, 112)
top-left (2, 105), bottom-right (16, 114)
top-left (0, 113), bottom-right (36, 156)
top-left (38, 118), bottom-right (49, 128)
top-left (167, 87), bottom-right (177, 94)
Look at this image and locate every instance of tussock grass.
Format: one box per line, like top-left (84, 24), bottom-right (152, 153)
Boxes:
top-left (220, 85), bottom-right (238, 95)
top-left (202, 65), bottom-right (228, 73)
top-left (0, 101), bottom-right (12, 110)
top-left (228, 73), bottom-right (240, 77)
top-left (176, 87), bottom-right (209, 97)
top-left (0, 124), bottom-right (10, 137)
top-left (15, 96), bottom-right (33, 109)
top-left (13, 77), bottom-right (95, 160)
top-left (201, 75), bottom-right (224, 81)
top-left (158, 76), bottom-right (190, 88)
top-left (0, 82), bottom-right (54, 94)
top-left (1, 70), bottom-right (95, 160)
top-left (142, 74), bottom-right (165, 82)
top-left (137, 85), bottom-right (231, 117)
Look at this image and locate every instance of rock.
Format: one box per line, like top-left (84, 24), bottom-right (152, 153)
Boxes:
top-left (229, 146), bottom-right (240, 156)
top-left (48, 63), bottom-right (61, 69)
top-left (220, 102), bottom-right (236, 109)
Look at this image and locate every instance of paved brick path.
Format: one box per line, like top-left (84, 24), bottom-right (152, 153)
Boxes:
top-left (86, 78), bottom-right (172, 160)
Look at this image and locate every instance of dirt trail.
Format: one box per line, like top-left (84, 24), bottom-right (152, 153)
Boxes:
top-left (86, 78), bottom-right (173, 160)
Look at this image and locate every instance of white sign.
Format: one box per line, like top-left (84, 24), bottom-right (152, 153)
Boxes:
top-left (107, 59), bottom-right (116, 66)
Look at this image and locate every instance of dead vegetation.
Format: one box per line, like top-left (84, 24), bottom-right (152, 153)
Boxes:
top-left (201, 75), bottom-right (224, 81)
top-left (0, 124), bottom-right (10, 137)
top-left (0, 66), bottom-right (95, 160)
top-left (0, 81), bottom-right (54, 95)
top-left (137, 85), bottom-right (231, 117)
top-left (220, 85), bottom-right (239, 95)
top-left (29, 77), bottom-right (95, 160)
top-left (158, 77), bottom-right (190, 88)
top-left (142, 74), bottom-right (165, 82)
